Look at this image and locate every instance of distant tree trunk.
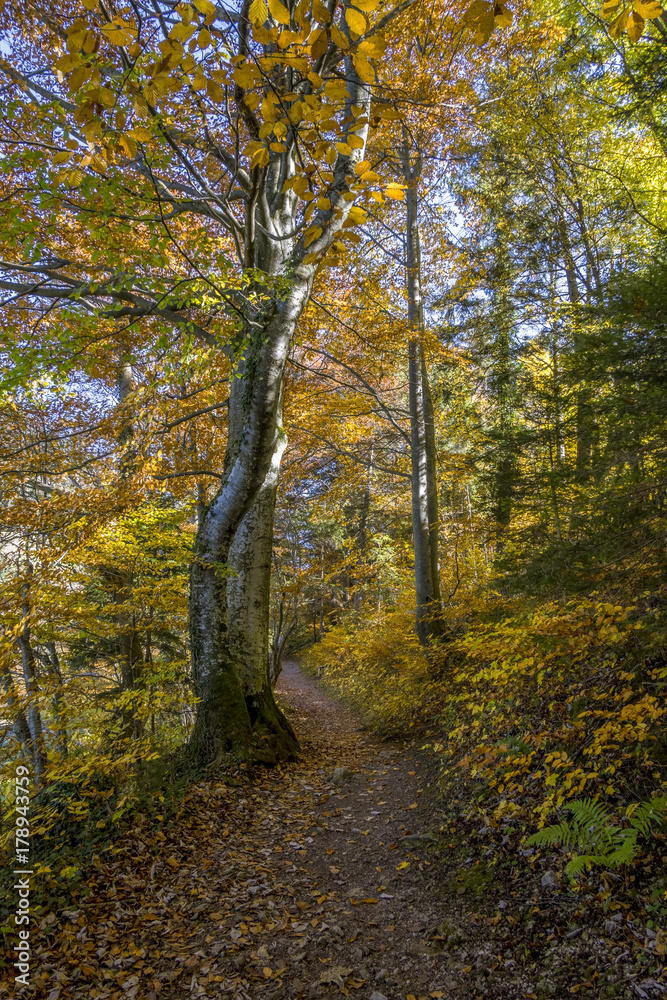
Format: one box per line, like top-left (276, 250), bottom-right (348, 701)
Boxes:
top-left (558, 217), bottom-right (593, 481)
top-left (16, 568), bottom-right (47, 787)
top-left (46, 642), bottom-right (67, 758)
top-left (0, 658), bottom-right (33, 753)
top-left (353, 445), bottom-right (373, 609)
top-left (400, 140), bottom-right (446, 646)
top-left (113, 360), bottom-right (144, 739)
top-left (491, 325), bottom-right (515, 553)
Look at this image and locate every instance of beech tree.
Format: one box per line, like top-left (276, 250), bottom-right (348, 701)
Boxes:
top-left (0, 0), bottom-right (414, 763)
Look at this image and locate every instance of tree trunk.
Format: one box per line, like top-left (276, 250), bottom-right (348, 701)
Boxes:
top-left (16, 568), bottom-right (47, 787)
top-left (111, 359), bottom-right (144, 739)
top-left (227, 400), bottom-right (298, 763)
top-left (401, 142), bottom-right (446, 646)
top-left (46, 641), bottom-right (68, 758)
top-left (188, 277), bottom-right (312, 764)
top-left (0, 658), bottom-right (33, 754)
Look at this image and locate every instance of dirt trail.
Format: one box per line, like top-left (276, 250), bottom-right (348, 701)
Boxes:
top-left (27, 661), bottom-right (590, 1000)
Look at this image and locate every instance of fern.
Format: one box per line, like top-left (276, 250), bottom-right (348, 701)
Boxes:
top-left (526, 796), bottom-right (666, 879)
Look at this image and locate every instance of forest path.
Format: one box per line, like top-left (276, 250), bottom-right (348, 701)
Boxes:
top-left (33, 661), bottom-right (525, 1000)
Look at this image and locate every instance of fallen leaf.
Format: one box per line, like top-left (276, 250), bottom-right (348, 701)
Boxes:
top-left (319, 965), bottom-right (353, 989)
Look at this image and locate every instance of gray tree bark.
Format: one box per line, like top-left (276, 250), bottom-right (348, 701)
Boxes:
top-left (16, 566), bottom-right (47, 787)
top-left (400, 142), bottom-right (446, 646)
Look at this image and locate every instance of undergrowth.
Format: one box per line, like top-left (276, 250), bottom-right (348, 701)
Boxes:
top-left (303, 584), bottom-right (667, 883)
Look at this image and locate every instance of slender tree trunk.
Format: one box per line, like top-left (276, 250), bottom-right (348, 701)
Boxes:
top-left (558, 219), bottom-right (593, 480)
top-left (401, 142), bottom-right (445, 646)
top-left (0, 656), bottom-right (33, 753)
top-left (16, 568), bottom-right (47, 787)
top-left (491, 326), bottom-right (515, 553)
top-left (46, 642), bottom-right (67, 758)
top-left (111, 359), bottom-right (144, 739)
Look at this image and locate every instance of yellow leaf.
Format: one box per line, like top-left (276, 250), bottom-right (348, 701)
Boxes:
top-left (270, 141), bottom-right (287, 151)
top-left (353, 0), bottom-right (379, 9)
top-left (263, 967), bottom-right (273, 978)
top-left (101, 19), bottom-right (137, 45)
top-left (193, 0), bottom-right (217, 18)
top-left (346, 7), bottom-right (367, 34)
top-left (352, 54), bottom-right (375, 82)
top-left (385, 183), bottom-right (405, 200)
top-left (234, 64), bottom-right (258, 87)
top-left (626, 9), bottom-right (644, 36)
top-left (635, 0), bottom-right (662, 16)
top-left (609, 8), bottom-right (629, 35)
top-left (304, 225), bottom-right (323, 246)
top-left (317, 196), bottom-right (332, 209)
top-left (207, 79), bottom-right (225, 101)
top-left (250, 0), bottom-right (269, 21)
top-left (464, 0), bottom-right (492, 19)
top-left (494, 3), bottom-right (513, 26)
top-left (336, 141), bottom-right (352, 155)
top-left (600, 0), bottom-right (621, 15)
top-left (82, 0), bottom-right (98, 9)
top-left (261, 97), bottom-right (280, 121)
top-left (330, 22), bottom-right (350, 48)
top-left (475, 9), bottom-right (495, 43)
top-left (295, 0), bottom-right (312, 28)
top-left (310, 27), bottom-right (329, 57)
top-left (358, 34), bottom-right (385, 57)
top-left (119, 135), bottom-right (137, 157)
top-left (128, 125), bottom-right (152, 141)
top-left (269, 0), bottom-right (292, 24)
top-left (324, 80), bottom-right (350, 99)
top-left (354, 159), bottom-right (370, 174)
top-left (313, 0), bottom-right (332, 20)
top-left (396, 860), bottom-right (410, 870)
top-left (293, 174), bottom-right (310, 196)
top-left (198, 27), bottom-right (212, 46)
top-left (251, 146), bottom-right (270, 168)
top-left (67, 66), bottom-right (92, 93)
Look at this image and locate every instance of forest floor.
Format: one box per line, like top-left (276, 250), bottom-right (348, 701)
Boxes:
top-left (24, 661), bottom-right (659, 1000)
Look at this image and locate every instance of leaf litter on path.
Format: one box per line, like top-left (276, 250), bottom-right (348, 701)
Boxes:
top-left (13, 661), bottom-right (630, 1000)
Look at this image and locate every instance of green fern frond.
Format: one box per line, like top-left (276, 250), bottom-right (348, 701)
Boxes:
top-left (526, 821), bottom-right (574, 849)
top-left (564, 854), bottom-right (595, 877)
top-left (604, 832), bottom-right (639, 869)
top-left (526, 794), bottom-right (663, 880)
top-left (629, 796), bottom-right (666, 836)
